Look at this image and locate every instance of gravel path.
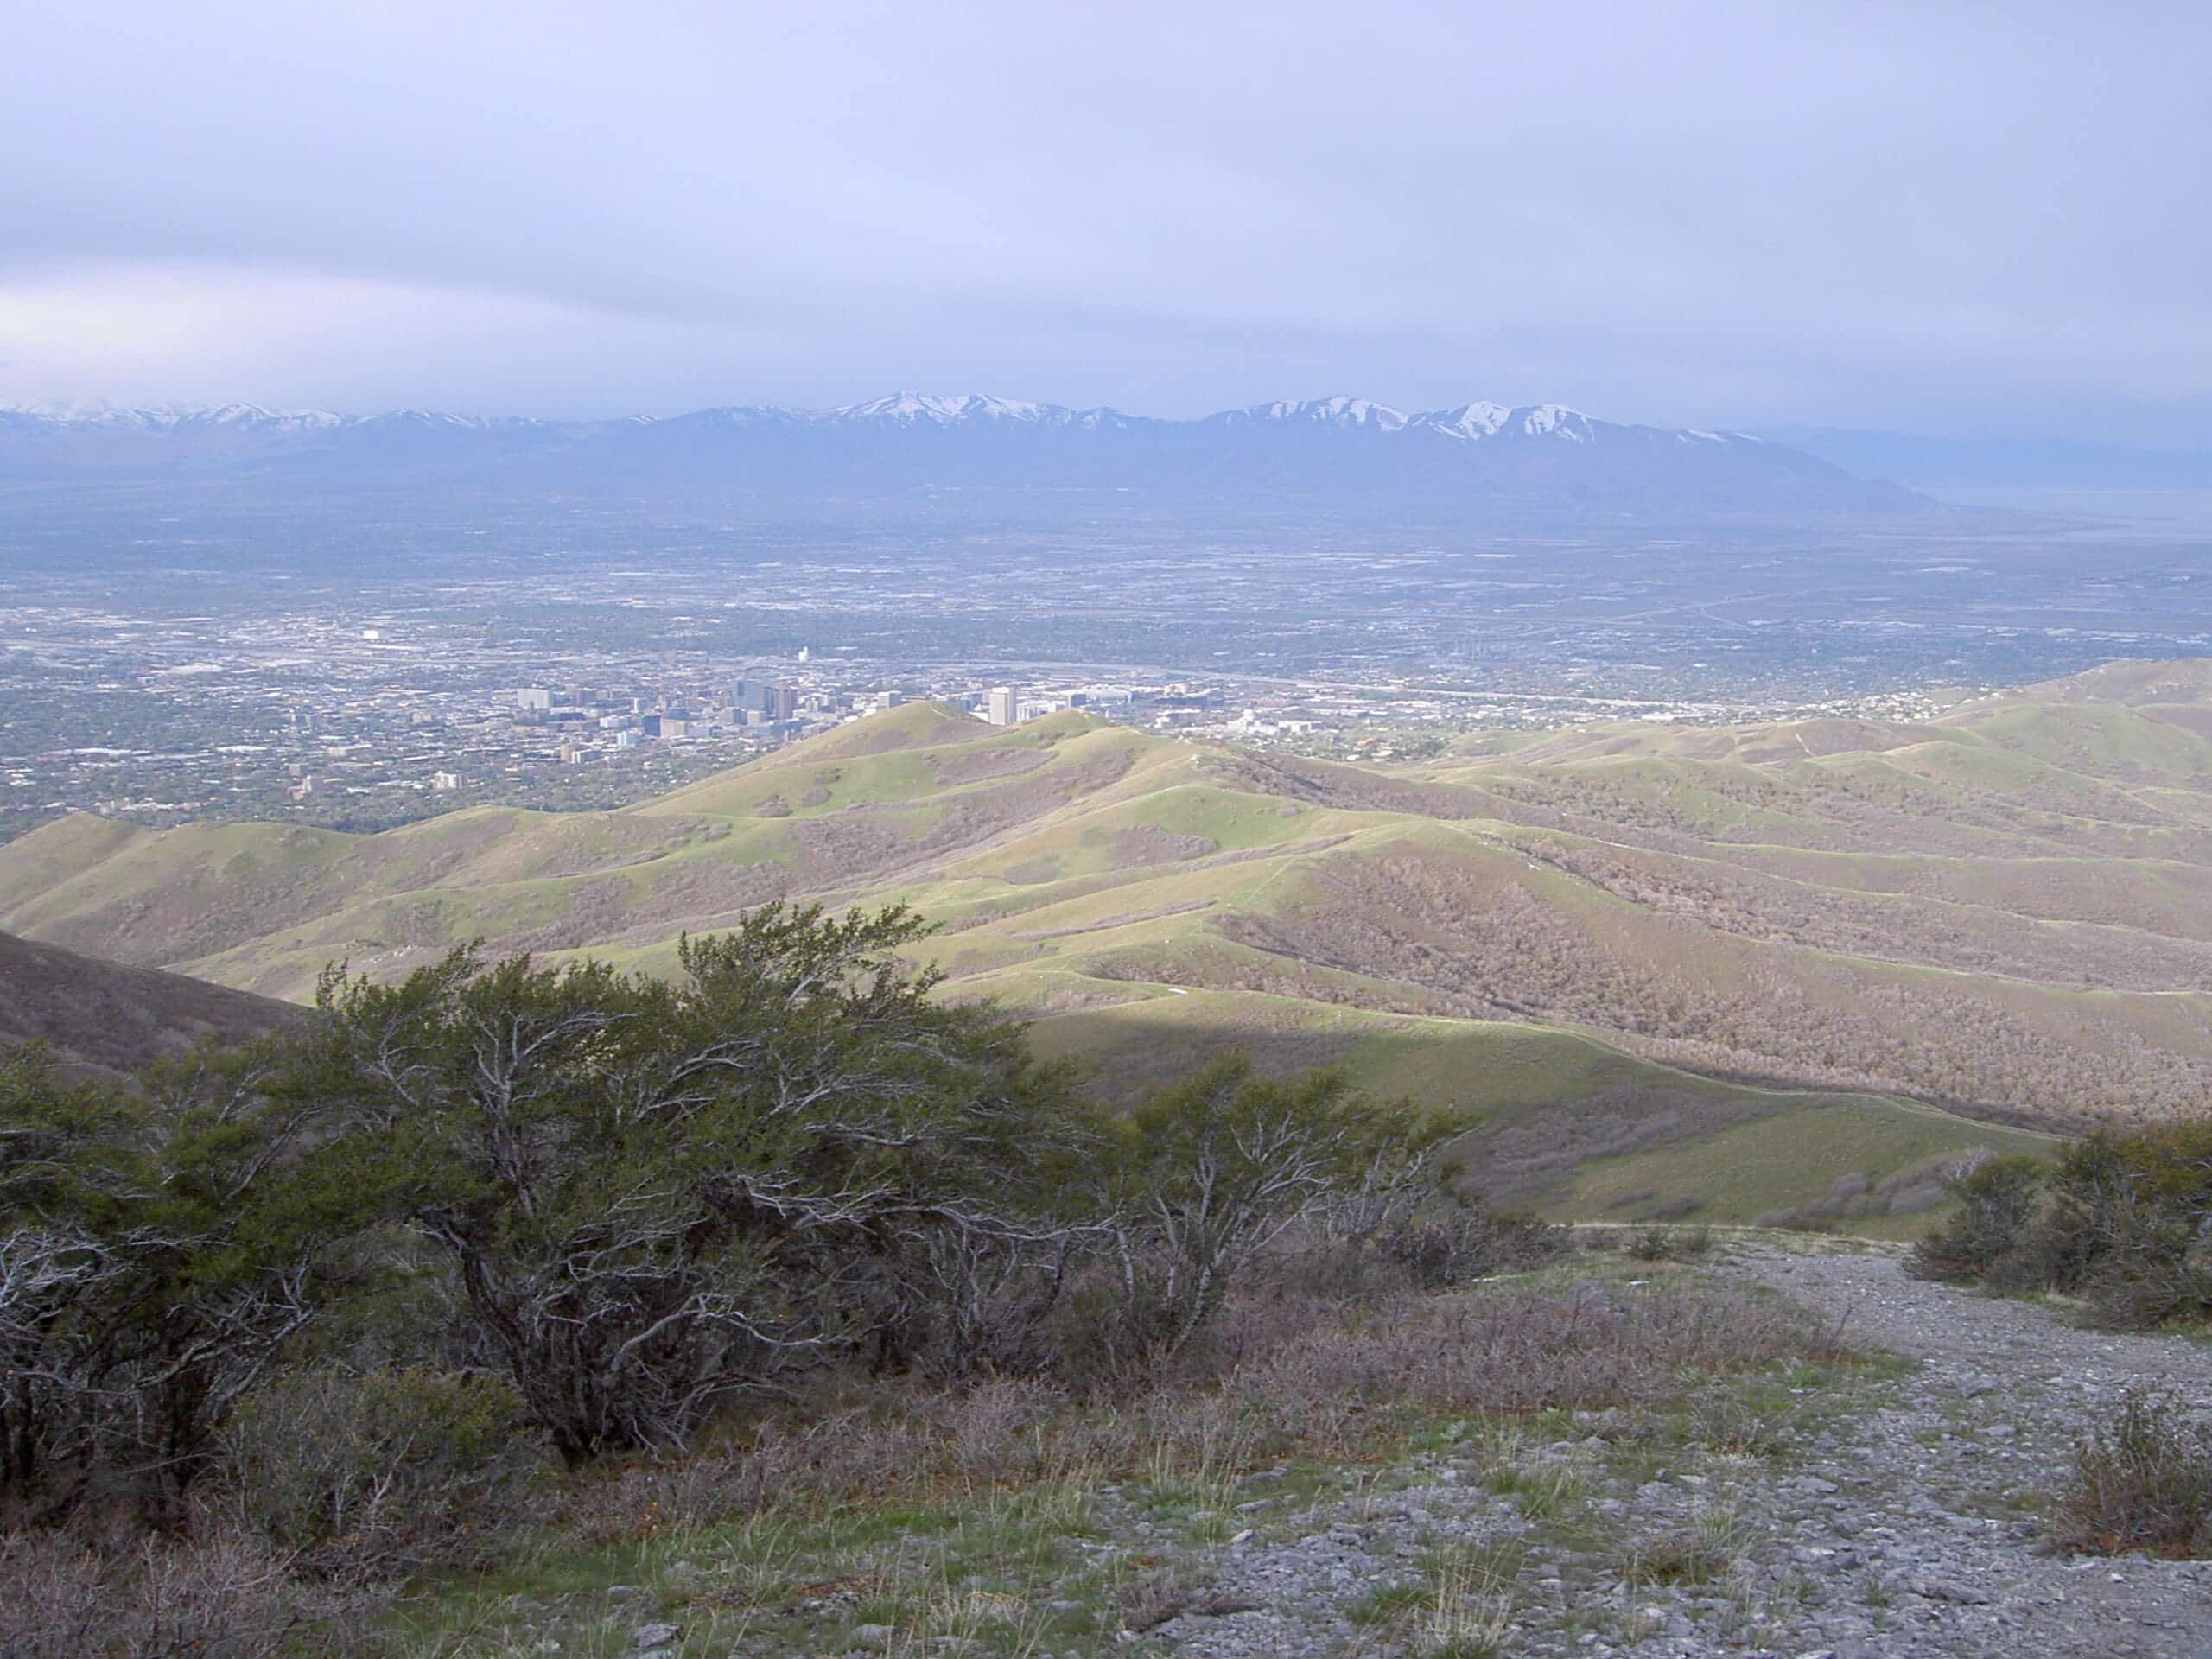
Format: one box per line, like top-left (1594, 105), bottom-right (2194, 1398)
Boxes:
top-left (1139, 1244), bottom-right (2212, 1659)
top-left (1719, 1243), bottom-right (2212, 1657)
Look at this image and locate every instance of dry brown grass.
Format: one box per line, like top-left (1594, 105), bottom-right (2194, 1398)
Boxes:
top-left (0, 931), bottom-right (301, 1079)
top-left (930, 746), bottom-right (1051, 785)
top-left (563, 1274), bottom-right (1825, 1546)
top-left (1115, 1571), bottom-right (1259, 1631)
top-left (0, 1529), bottom-right (382, 1659)
top-left (1221, 845), bottom-right (2212, 1123)
top-left (2050, 1390), bottom-right (2212, 1558)
top-left (1196, 1279), bottom-right (1817, 1430)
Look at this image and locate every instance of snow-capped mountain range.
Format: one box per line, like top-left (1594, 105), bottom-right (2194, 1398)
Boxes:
top-left (0, 393), bottom-right (1922, 513)
top-left (3, 391), bottom-right (1737, 440)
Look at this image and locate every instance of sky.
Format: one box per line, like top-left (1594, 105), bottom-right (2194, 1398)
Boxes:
top-left (3, 1), bottom-right (2209, 444)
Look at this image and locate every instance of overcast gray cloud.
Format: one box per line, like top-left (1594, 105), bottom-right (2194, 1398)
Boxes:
top-left (3, 1), bottom-right (2208, 442)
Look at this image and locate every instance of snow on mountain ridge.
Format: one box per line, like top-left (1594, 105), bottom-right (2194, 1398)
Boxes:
top-left (6, 402), bottom-right (348, 432)
top-left (1511, 404), bottom-right (1594, 442)
top-left (3, 401), bottom-right (347, 430)
top-left (2, 395), bottom-right (1770, 448)
top-left (1227, 397), bottom-right (1409, 430)
top-left (1411, 402), bottom-right (1513, 441)
top-left (0, 393), bottom-right (1915, 511)
top-left (832, 392), bottom-right (1059, 426)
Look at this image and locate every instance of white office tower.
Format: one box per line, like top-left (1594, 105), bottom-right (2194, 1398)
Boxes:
top-left (987, 687), bottom-right (1016, 726)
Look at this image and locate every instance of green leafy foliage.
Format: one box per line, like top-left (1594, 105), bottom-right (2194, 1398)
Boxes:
top-left (1910, 1154), bottom-right (2046, 1284)
top-left (0, 1042), bottom-right (369, 1519)
top-left (1374, 1204), bottom-right (1569, 1290)
top-left (3, 898), bottom-right (1458, 1536)
top-left (2045, 1124), bottom-right (2212, 1326)
top-left (284, 903), bottom-right (1094, 1462)
top-left (1914, 1128), bottom-right (2212, 1328)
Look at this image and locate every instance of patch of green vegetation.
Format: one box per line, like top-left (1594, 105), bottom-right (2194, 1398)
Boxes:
top-left (1624, 1515), bottom-right (1739, 1588)
top-left (389, 1483), bottom-right (1109, 1659)
top-left (1484, 1455), bottom-right (1592, 1522)
top-left (1348, 1578), bottom-right (1432, 1625)
top-left (1560, 1094), bottom-right (2052, 1230)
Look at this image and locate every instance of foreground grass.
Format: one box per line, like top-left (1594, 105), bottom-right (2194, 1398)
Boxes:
top-left (2, 1235), bottom-right (1915, 1659)
top-left (387, 1483), bottom-right (1117, 1659)
top-left (362, 1249), bottom-right (1872, 1659)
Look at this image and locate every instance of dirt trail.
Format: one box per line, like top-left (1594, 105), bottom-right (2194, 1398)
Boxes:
top-left (1712, 1243), bottom-right (2212, 1656)
top-left (1133, 1243), bottom-right (2212, 1659)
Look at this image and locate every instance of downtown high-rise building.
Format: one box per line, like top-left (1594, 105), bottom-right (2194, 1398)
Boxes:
top-left (734, 677), bottom-right (798, 721)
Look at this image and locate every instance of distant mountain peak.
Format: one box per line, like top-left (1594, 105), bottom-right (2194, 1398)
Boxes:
top-left (3, 400), bottom-right (346, 432)
top-left (833, 391), bottom-right (1054, 425)
top-left (1411, 401), bottom-right (1513, 441)
top-left (1230, 397), bottom-right (1409, 430)
top-left (3, 392), bottom-right (1734, 447)
top-left (178, 403), bottom-right (350, 430)
top-left (0, 391), bottom-right (1923, 512)
top-left (1510, 404), bottom-right (1593, 442)
top-left (364, 409), bottom-right (496, 429)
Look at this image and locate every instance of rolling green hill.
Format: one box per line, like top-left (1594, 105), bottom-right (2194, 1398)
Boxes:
top-left (16, 664), bottom-right (2212, 1223)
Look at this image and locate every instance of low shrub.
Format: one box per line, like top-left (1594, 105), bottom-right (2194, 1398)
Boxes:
top-left (565, 1277), bottom-right (1829, 1543)
top-left (0, 1529), bottom-right (380, 1659)
top-left (218, 1365), bottom-right (537, 1577)
top-left (2049, 1389), bottom-right (2212, 1558)
top-left (1625, 1224), bottom-right (1713, 1262)
top-left (564, 1376), bottom-right (1068, 1542)
top-left (1910, 1154), bottom-right (2045, 1284)
top-left (1917, 1131), bottom-right (2212, 1330)
top-left (1376, 1206), bottom-right (1569, 1289)
top-left (1208, 1281), bottom-right (1819, 1428)
top-left (2079, 1255), bottom-right (2212, 1332)
top-left (1751, 1207), bottom-right (1843, 1236)
top-left (2050, 1127), bottom-right (2212, 1328)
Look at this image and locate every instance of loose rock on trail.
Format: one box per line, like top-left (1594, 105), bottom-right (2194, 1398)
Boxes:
top-left (1129, 1241), bottom-right (2212, 1659)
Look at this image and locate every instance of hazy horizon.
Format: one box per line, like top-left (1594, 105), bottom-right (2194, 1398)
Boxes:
top-left (8, 390), bottom-right (2212, 461)
top-left (5, 3), bottom-right (2211, 448)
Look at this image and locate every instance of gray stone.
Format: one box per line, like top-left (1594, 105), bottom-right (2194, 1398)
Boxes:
top-left (1910, 1576), bottom-right (1993, 1605)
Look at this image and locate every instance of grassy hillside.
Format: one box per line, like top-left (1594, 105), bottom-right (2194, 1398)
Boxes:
top-left (12, 664), bottom-right (2212, 1219)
